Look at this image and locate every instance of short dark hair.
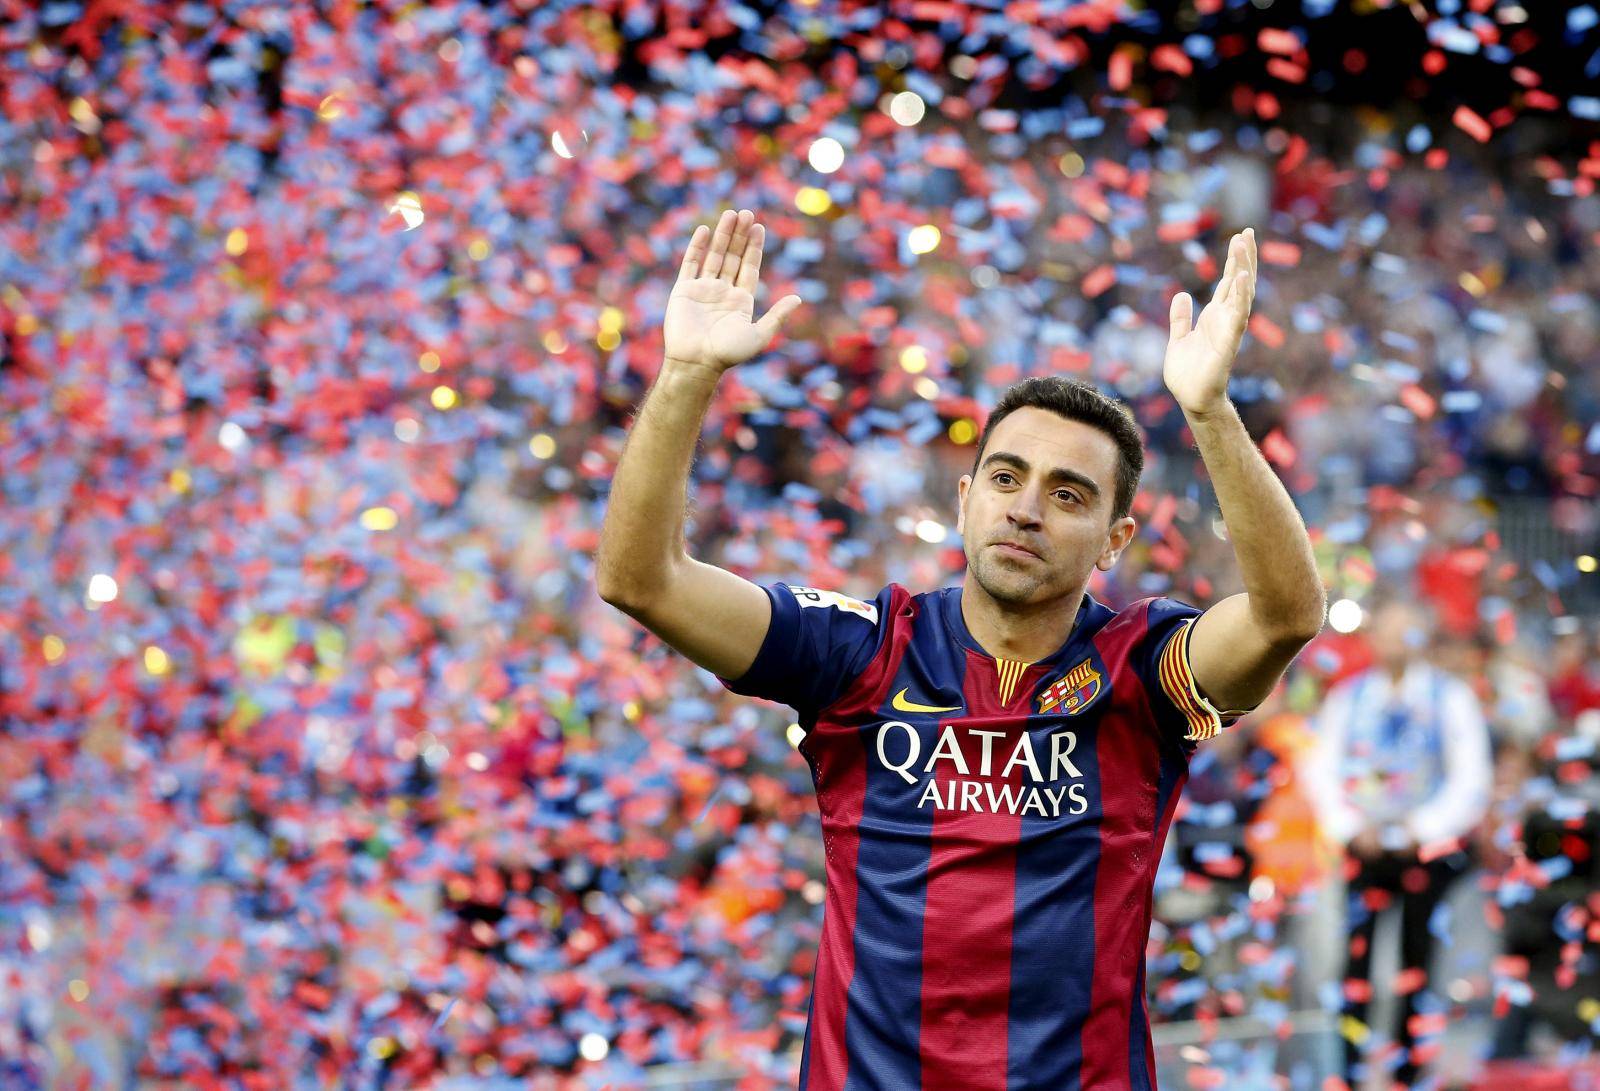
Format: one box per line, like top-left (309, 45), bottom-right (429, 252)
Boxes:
top-left (969, 376), bottom-right (1144, 523)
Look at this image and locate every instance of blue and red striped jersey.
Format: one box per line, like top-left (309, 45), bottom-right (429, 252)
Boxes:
top-left (716, 580), bottom-right (1249, 1091)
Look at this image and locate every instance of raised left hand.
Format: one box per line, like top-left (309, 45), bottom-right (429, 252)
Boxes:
top-left (1164, 228), bottom-right (1257, 417)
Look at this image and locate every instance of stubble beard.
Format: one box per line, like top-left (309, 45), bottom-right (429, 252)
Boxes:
top-left (968, 546), bottom-right (1046, 606)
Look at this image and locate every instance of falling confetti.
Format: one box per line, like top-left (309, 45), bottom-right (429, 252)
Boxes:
top-left (1, 1), bottom-right (1597, 1087)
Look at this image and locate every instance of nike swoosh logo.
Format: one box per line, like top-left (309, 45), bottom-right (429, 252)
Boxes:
top-left (891, 687), bottom-right (963, 714)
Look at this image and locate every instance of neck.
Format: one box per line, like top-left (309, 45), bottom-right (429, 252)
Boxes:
top-left (959, 575), bottom-right (1083, 662)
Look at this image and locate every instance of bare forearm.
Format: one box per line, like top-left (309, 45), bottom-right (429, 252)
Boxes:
top-left (1185, 402), bottom-right (1325, 638)
top-left (595, 357), bottom-right (722, 604)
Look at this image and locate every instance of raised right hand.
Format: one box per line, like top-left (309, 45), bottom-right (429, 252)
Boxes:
top-left (663, 208), bottom-right (803, 372)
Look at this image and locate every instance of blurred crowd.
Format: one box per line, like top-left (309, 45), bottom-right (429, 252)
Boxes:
top-left (2, 1), bottom-right (1600, 1089)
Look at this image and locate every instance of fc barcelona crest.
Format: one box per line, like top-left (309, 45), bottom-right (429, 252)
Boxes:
top-left (1037, 658), bottom-right (1102, 716)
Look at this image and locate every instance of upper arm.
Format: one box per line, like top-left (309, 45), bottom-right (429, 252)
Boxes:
top-left (607, 559), bottom-right (892, 718)
top-left (1140, 593), bottom-right (1307, 747)
top-left (1187, 592), bottom-right (1315, 717)
top-left (604, 556), bottom-right (776, 682)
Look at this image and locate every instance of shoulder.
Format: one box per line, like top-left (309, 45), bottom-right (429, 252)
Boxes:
top-left (1083, 594), bottom-right (1186, 647)
top-left (1107, 595), bottom-right (1237, 748)
top-left (1095, 595), bottom-right (1203, 662)
top-left (781, 581), bottom-right (897, 626)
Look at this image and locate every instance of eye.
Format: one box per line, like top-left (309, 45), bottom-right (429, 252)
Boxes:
top-left (992, 471), bottom-right (1016, 486)
top-left (1056, 490), bottom-right (1081, 505)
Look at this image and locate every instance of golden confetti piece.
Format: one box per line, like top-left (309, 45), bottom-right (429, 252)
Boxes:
top-left (431, 385), bottom-right (457, 410)
top-left (41, 635), bottom-right (64, 662)
top-left (908, 224), bottom-right (941, 254)
top-left (795, 187), bottom-right (831, 215)
top-left (68, 96), bottom-right (100, 134)
top-left (360, 507), bottom-right (398, 532)
top-left (529, 433), bottom-right (556, 459)
top-left (68, 979), bottom-right (89, 1002)
top-left (225, 228), bottom-right (248, 256)
top-left (143, 646), bottom-right (170, 676)
top-left (1340, 1015), bottom-right (1370, 1045)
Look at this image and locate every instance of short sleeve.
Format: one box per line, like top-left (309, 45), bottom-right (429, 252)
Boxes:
top-left (716, 581), bottom-right (895, 720)
top-left (1138, 597), bottom-right (1257, 749)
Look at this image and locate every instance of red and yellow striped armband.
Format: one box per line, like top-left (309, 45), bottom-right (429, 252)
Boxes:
top-left (1156, 616), bottom-right (1256, 742)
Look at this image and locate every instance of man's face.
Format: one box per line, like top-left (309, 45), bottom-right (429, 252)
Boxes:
top-left (1367, 601), bottom-right (1428, 669)
top-left (956, 407), bottom-right (1136, 607)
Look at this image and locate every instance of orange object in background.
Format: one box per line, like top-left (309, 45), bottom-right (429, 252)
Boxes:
top-left (1245, 712), bottom-right (1337, 897)
top-left (711, 882), bottom-right (783, 927)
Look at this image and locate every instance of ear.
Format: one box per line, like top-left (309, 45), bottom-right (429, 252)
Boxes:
top-left (1095, 516), bottom-right (1137, 571)
top-left (956, 474), bottom-right (970, 536)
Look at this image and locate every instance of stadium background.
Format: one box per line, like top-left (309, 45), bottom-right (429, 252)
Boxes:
top-left (2, 0), bottom-right (1600, 1087)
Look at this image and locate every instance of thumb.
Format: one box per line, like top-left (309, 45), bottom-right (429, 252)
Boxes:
top-left (1168, 291), bottom-right (1193, 344)
top-left (755, 294), bottom-right (803, 339)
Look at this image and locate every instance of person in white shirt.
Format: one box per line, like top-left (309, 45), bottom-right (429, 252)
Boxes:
top-left (1301, 595), bottom-right (1492, 1089)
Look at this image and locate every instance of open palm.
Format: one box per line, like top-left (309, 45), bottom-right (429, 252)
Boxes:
top-left (664, 208), bottom-right (802, 371)
top-left (1164, 228), bottom-right (1258, 415)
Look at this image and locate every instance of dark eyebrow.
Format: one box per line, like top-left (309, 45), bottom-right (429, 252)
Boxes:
top-left (980, 451), bottom-right (1103, 501)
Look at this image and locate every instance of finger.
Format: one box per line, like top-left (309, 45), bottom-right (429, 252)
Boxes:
top-left (701, 209), bottom-right (736, 281)
top-left (1214, 232), bottom-right (1240, 301)
top-left (755, 294), bottom-right (803, 340)
top-left (1245, 226), bottom-right (1258, 281)
top-left (719, 209), bottom-right (754, 284)
top-left (735, 221), bottom-right (767, 295)
top-left (1224, 272), bottom-right (1253, 339)
top-left (1220, 235), bottom-right (1249, 305)
top-left (1168, 291), bottom-right (1193, 344)
top-left (678, 224), bottom-right (709, 282)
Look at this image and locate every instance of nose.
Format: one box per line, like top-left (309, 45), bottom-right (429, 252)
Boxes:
top-left (1006, 486), bottom-right (1045, 529)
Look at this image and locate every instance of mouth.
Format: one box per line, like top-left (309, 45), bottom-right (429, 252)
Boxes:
top-left (994, 541), bottom-right (1041, 561)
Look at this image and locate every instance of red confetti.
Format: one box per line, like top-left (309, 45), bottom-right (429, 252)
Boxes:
top-left (1257, 28), bottom-right (1301, 57)
top-left (1081, 264), bottom-right (1117, 298)
top-left (1452, 105), bottom-right (1492, 143)
top-left (1247, 313), bottom-right (1285, 348)
top-left (1258, 240), bottom-right (1302, 266)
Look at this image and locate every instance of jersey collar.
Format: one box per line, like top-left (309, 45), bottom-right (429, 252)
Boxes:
top-left (940, 583), bottom-right (1095, 666)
